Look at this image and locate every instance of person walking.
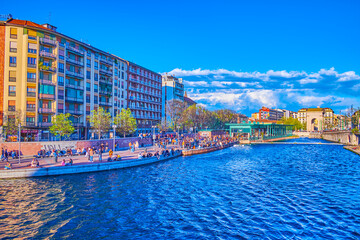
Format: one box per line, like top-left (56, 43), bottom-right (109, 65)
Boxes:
top-left (4, 149), bottom-right (8, 161)
top-left (86, 148), bottom-right (90, 162)
top-left (89, 148), bottom-right (94, 162)
top-left (129, 142), bottom-right (132, 151)
top-left (109, 149), bottom-right (113, 159)
top-left (1, 148), bottom-right (4, 161)
top-left (99, 147), bottom-right (103, 162)
top-left (54, 150), bottom-right (58, 163)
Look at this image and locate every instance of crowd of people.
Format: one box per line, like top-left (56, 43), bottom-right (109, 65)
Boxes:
top-left (1, 148), bottom-right (20, 161)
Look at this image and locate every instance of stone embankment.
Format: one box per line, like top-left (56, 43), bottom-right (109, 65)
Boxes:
top-left (294, 130), bottom-right (359, 146)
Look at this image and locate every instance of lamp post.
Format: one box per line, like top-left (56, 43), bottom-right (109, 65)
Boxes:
top-left (177, 125), bottom-right (180, 146)
top-left (18, 122), bottom-right (21, 164)
top-left (152, 125), bottom-right (156, 146)
top-left (112, 124), bottom-right (117, 151)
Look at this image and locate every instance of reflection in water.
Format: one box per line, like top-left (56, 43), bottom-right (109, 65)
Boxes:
top-left (1, 138), bottom-right (360, 239)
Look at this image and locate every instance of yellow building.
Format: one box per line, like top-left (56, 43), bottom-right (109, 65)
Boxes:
top-left (0, 18), bottom-right (130, 141)
top-left (297, 107), bottom-right (334, 131)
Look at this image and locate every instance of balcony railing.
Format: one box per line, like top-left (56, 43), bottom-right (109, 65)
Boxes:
top-left (8, 106), bottom-right (15, 111)
top-left (99, 79), bottom-right (112, 85)
top-left (66, 57), bottom-right (84, 66)
top-left (39, 79), bottom-right (56, 86)
top-left (38, 122), bottom-right (52, 127)
top-left (9, 77), bottom-right (16, 82)
top-left (39, 108), bottom-right (54, 114)
top-left (9, 63), bottom-right (16, 67)
top-left (66, 83), bottom-right (84, 90)
top-left (27, 92), bottom-right (36, 97)
top-left (99, 68), bottom-right (112, 76)
top-left (99, 89), bottom-right (112, 95)
top-left (25, 122), bottom-right (35, 127)
top-left (100, 58), bottom-right (113, 65)
top-left (27, 78), bottom-right (36, 83)
top-left (99, 101), bottom-right (112, 106)
top-left (39, 66), bottom-right (56, 72)
top-left (66, 70), bottom-right (84, 79)
top-left (39, 93), bottom-right (55, 100)
top-left (67, 109), bottom-right (84, 115)
top-left (28, 63), bottom-right (36, 68)
top-left (40, 51), bottom-right (56, 59)
top-left (67, 46), bottom-right (84, 55)
top-left (65, 96), bottom-right (84, 103)
top-left (26, 107), bottom-right (36, 112)
top-left (40, 38), bottom-right (57, 46)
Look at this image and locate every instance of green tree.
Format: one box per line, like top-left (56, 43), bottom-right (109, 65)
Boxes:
top-left (157, 117), bottom-right (169, 133)
top-left (89, 107), bottom-right (111, 139)
top-left (3, 110), bottom-right (23, 140)
top-left (165, 99), bottom-right (186, 131)
top-left (114, 108), bottom-right (137, 137)
top-left (277, 117), bottom-right (303, 131)
top-left (49, 113), bottom-right (75, 140)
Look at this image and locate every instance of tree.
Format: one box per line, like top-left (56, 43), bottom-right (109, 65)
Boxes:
top-left (277, 117), bottom-right (303, 131)
top-left (3, 110), bottom-right (23, 141)
top-left (49, 113), bottom-right (75, 140)
top-left (89, 107), bottom-right (111, 139)
top-left (165, 99), bottom-right (186, 131)
top-left (214, 109), bottom-right (238, 129)
top-left (157, 117), bottom-right (170, 133)
top-left (114, 108), bottom-right (137, 137)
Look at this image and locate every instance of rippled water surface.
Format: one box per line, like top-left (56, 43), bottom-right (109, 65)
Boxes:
top-left (1, 138), bottom-right (360, 239)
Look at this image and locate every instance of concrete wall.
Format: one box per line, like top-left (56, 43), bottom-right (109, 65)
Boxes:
top-left (0, 137), bottom-right (152, 156)
top-left (322, 131), bottom-right (359, 145)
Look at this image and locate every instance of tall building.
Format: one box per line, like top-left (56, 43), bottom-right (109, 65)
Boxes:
top-left (161, 74), bottom-right (184, 120)
top-left (0, 18), bottom-right (156, 141)
top-left (127, 62), bottom-right (162, 134)
top-left (297, 107), bottom-right (334, 131)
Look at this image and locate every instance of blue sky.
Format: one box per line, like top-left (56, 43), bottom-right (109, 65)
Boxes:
top-left (3, 0), bottom-right (360, 115)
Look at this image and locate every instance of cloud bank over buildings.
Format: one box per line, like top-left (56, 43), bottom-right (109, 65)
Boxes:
top-left (168, 67), bottom-right (360, 115)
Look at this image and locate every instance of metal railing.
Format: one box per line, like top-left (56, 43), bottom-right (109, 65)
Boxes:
top-left (40, 38), bottom-right (57, 46)
top-left (40, 51), bottom-right (56, 59)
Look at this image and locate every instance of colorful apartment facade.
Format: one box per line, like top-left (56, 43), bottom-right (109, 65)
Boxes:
top-left (127, 62), bottom-right (162, 133)
top-left (297, 107), bottom-right (334, 131)
top-left (258, 107), bottom-right (284, 121)
top-left (0, 18), bottom-right (139, 140)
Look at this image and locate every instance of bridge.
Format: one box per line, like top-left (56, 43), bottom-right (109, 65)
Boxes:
top-left (248, 142), bottom-right (344, 146)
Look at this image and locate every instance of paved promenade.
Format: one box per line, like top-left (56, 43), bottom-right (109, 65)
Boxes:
top-left (0, 144), bottom-right (180, 170)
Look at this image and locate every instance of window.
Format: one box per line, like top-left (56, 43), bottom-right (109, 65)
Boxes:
top-left (94, 96), bottom-right (98, 104)
top-left (94, 73), bottom-right (98, 81)
top-left (10, 41), bottom-right (17, 53)
top-left (58, 89), bottom-right (64, 99)
top-left (9, 86), bottom-right (16, 96)
top-left (86, 71), bottom-right (91, 79)
top-left (86, 95), bottom-right (90, 103)
top-left (27, 87), bottom-right (36, 97)
top-left (39, 85), bottom-right (55, 95)
top-left (87, 59), bottom-right (91, 68)
top-left (27, 101), bottom-right (36, 111)
top-left (10, 28), bottom-right (17, 39)
top-left (9, 56), bottom-right (16, 67)
top-left (9, 71), bottom-right (16, 82)
top-left (28, 43), bottom-right (37, 54)
top-left (27, 57), bottom-right (36, 68)
top-left (86, 82), bottom-right (91, 91)
top-left (94, 84), bottom-right (98, 92)
top-left (94, 61), bottom-right (98, 70)
top-left (26, 117), bottom-right (35, 123)
top-left (58, 63), bottom-right (64, 73)
top-left (27, 72), bottom-right (36, 82)
top-left (58, 76), bottom-right (64, 85)
top-left (121, 72), bottom-right (124, 79)
top-left (8, 100), bottom-right (15, 111)
top-left (59, 49), bottom-right (65, 60)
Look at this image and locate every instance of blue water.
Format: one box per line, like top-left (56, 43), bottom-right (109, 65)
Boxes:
top-left (1, 138), bottom-right (360, 239)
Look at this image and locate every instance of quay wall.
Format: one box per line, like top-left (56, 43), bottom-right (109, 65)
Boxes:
top-left (321, 131), bottom-right (359, 146)
top-left (0, 137), bottom-right (152, 156)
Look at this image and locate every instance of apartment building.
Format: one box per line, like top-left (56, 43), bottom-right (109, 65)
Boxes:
top-left (0, 18), bottom-right (128, 141)
top-left (127, 62), bottom-right (162, 134)
top-left (259, 107), bottom-right (284, 121)
top-left (161, 74), bottom-right (184, 120)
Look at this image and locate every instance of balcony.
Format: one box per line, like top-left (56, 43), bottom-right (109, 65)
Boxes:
top-left (8, 106), bottom-right (16, 112)
top-left (25, 122), bottom-right (35, 127)
top-left (67, 109), bottom-right (84, 115)
top-left (40, 38), bottom-right (57, 46)
top-left (99, 101), bottom-right (112, 106)
top-left (9, 63), bottom-right (16, 67)
top-left (100, 58), bottom-right (113, 66)
top-left (39, 108), bottom-right (54, 114)
top-left (27, 78), bottom-right (36, 83)
top-left (66, 57), bottom-right (84, 66)
top-left (27, 92), bottom-right (36, 97)
top-left (66, 70), bottom-right (84, 79)
top-left (39, 93), bottom-right (55, 100)
top-left (65, 96), bottom-right (84, 103)
top-left (99, 89), bottom-right (112, 95)
top-left (9, 77), bottom-right (16, 82)
top-left (39, 79), bottom-right (56, 86)
top-left (99, 78), bottom-right (112, 85)
top-left (99, 68), bottom-right (112, 76)
top-left (39, 66), bottom-right (56, 73)
top-left (40, 51), bottom-right (56, 59)
top-left (66, 83), bottom-right (84, 90)
top-left (39, 122), bottom-right (52, 127)
top-left (67, 46), bottom-right (84, 55)
top-left (28, 63), bottom-right (37, 68)
top-left (27, 107), bottom-right (36, 112)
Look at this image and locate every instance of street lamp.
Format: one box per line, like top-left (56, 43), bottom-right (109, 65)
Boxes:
top-left (18, 122), bottom-right (21, 164)
top-left (112, 124), bottom-right (117, 151)
top-left (151, 125), bottom-right (156, 146)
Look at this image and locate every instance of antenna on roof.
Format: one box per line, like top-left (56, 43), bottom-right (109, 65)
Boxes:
top-left (0, 14), bottom-right (12, 21)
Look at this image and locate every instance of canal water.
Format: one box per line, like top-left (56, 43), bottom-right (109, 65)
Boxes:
top-left (1, 138), bottom-right (360, 239)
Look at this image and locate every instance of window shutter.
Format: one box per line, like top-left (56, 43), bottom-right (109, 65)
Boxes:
top-left (10, 28), bottom-right (17, 35)
top-left (8, 100), bottom-right (16, 106)
top-left (10, 41), bottom-right (17, 48)
top-left (9, 71), bottom-right (16, 78)
top-left (28, 29), bottom-right (37, 37)
top-left (28, 43), bottom-right (37, 49)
